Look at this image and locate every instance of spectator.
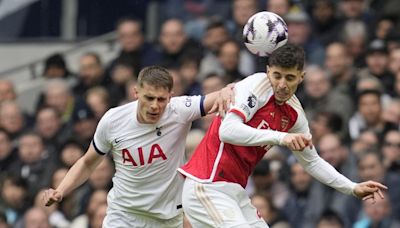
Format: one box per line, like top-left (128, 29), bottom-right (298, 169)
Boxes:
top-left (108, 57), bottom-right (136, 106)
top-left (185, 129), bottom-right (205, 161)
top-left (88, 156), bottom-right (114, 191)
top-left (59, 140), bottom-right (84, 168)
top-left (108, 18), bottom-right (160, 73)
top-left (33, 189), bottom-right (70, 228)
top-left (315, 134), bottom-right (357, 221)
top-left (178, 55), bottom-right (202, 96)
top-left (310, 111), bottom-right (343, 145)
top-left (249, 159), bottom-right (289, 209)
top-left (199, 17), bottom-right (230, 79)
top-left (201, 73), bottom-right (226, 95)
top-left (381, 99), bottom-right (400, 127)
top-left (341, 20), bottom-right (368, 68)
top-left (158, 19), bottom-right (202, 68)
top-left (388, 47), bottom-right (400, 76)
top-left (266, 0), bottom-right (291, 17)
top-left (231, 0), bottom-right (258, 42)
top-left (9, 132), bottom-right (56, 199)
top-left (0, 176), bottom-right (28, 225)
top-left (0, 101), bottom-right (27, 141)
top-left (317, 210), bottom-right (345, 228)
top-left (217, 40), bottom-right (245, 82)
top-left (35, 106), bottom-right (72, 152)
top-left (351, 130), bottom-right (380, 156)
top-left (310, 0), bottom-right (343, 46)
top-left (346, 151), bottom-right (400, 223)
top-left (74, 52), bottom-right (108, 99)
top-left (85, 87), bottom-right (111, 120)
top-left (251, 193), bottom-right (290, 228)
top-left (0, 80), bottom-right (16, 102)
top-left (0, 130), bottom-right (17, 179)
top-left (381, 130), bottom-right (400, 172)
top-left (0, 210), bottom-right (8, 228)
top-left (17, 207), bottom-right (51, 228)
top-left (283, 162), bottom-right (324, 228)
top-left (285, 7), bottom-right (325, 66)
top-left (71, 101), bottom-right (97, 148)
top-left (357, 39), bottom-right (394, 94)
top-left (301, 65), bottom-right (353, 128)
top-left (42, 79), bottom-right (75, 123)
top-left (349, 90), bottom-right (385, 140)
top-left (70, 189), bottom-right (107, 228)
top-left (324, 42), bottom-right (357, 95)
top-left (353, 191), bottom-right (400, 228)
top-left (42, 53), bottom-right (72, 79)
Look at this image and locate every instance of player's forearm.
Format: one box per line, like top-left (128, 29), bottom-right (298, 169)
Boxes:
top-left (219, 113), bottom-right (287, 146)
top-left (292, 147), bottom-right (357, 195)
top-left (203, 90), bottom-right (220, 113)
top-left (56, 145), bottom-right (103, 196)
top-left (56, 158), bottom-right (95, 196)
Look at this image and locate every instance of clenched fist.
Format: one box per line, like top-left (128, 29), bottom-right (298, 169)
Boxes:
top-left (282, 133), bottom-right (313, 151)
top-left (43, 188), bottom-right (63, 207)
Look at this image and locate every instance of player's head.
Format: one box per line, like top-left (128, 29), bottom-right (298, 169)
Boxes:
top-left (267, 43), bottom-right (305, 104)
top-left (135, 66), bottom-right (173, 124)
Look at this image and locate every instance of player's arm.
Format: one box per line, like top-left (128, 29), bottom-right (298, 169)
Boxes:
top-left (43, 144), bottom-right (104, 206)
top-left (203, 83), bottom-right (235, 115)
top-left (219, 112), bottom-right (288, 146)
top-left (292, 146), bottom-right (387, 201)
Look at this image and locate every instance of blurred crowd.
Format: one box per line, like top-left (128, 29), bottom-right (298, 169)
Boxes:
top-left (0, 0), bottom-right (400, 227)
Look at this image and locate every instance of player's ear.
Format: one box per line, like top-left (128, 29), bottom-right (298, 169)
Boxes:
top-left (266, 65), bottom-right (270, 74)
top-left (134, 86), bottom-right (139, 96)
top-left (299, 71), bottom-right (306, 83)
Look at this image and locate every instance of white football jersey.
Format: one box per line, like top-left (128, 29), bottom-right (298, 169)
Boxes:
top-left (93, 95), bottom-right (205, 219)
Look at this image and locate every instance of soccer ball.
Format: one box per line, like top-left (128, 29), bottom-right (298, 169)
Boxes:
top-left (243, 11), bottom-right (288, 57)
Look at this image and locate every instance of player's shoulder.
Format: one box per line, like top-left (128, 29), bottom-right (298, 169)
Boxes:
top-left (236, 72), bottom-right (273, 101)
top-left (102, 101), bottom-right (137, 122)
top-left (286, 95), bottom-right (304, 113)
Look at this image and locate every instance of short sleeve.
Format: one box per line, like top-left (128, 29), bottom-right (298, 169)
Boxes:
top-left (93, 111), bottom-right (113, 155)
top-left (229, 73), bottom-right (269, 123)
top-left (171, 95), bottom-right (205, 122)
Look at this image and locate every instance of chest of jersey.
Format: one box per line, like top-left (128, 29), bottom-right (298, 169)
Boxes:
top-left (248, 96), bottom-right (297, 132)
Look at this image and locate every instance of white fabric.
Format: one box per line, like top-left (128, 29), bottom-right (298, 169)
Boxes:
top-left (182, 178), bottom-right (268, 228)
top-left (219, 113), bottom-right (287, 146)
top-left (93, 96), bottom-right (203, 219)
top-left (222, 92), bottom-right (357, 196)
top-left (103, 206), bottom-right (183, 228)
top-left (229, 72), bottom-right (274, 123)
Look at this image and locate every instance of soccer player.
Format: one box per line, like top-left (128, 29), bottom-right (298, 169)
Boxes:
top-left (178, 44), bottom-right (388, 228)
top-left (43, 66), bottom-right (233, 227)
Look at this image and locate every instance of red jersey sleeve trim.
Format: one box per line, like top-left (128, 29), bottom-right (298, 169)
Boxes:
top-left (229, 109), bottom-right (246, 122)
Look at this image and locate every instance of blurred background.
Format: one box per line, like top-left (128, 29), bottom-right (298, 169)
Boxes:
top-left (0, 0), bottom-right (400, 228)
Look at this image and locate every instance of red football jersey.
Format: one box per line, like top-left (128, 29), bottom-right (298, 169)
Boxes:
top-left (179, 73), bottom-right (306, 188)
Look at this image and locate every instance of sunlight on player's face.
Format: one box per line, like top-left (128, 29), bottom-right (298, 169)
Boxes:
top-left (135, 83), bottom-right (172, 124)
top-left (267, 65), bottom-right (304, 104)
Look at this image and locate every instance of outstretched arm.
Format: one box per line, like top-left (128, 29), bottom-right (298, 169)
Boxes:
top-left (43, 144), bottom-right (104, 206)
top-left (292, 146), bottom-right (387, 199)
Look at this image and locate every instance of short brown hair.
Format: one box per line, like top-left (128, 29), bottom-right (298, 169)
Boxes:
top-left (137, 66), bottom-right (173, 91)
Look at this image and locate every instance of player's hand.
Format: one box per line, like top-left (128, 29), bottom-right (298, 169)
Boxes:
top-left (43, 188), bottom-right (63, 207)
top-left (209, 83), bottom-right (235, 116)
top-left (353, 181), bottom-right (388, 203)
top-left (282, 133), bottom-right (313, 151)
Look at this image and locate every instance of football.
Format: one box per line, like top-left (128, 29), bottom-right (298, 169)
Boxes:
top-left (243, 11), bottom-right (288, 57)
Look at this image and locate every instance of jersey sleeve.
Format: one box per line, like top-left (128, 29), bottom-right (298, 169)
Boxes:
top-left (229, 73), bottom-right (269, 122)
top-left (171, 95), bottom-right (205, 122)
top-left (93, 111), bottom-right (113, 155)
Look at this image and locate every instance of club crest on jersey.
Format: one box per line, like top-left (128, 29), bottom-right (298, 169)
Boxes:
top-left (247, 94), bottom-right (257, 108)
top-left (281, 116), bottom-right (289, 130)
top-left (185, 97), bottom-right (192, 107)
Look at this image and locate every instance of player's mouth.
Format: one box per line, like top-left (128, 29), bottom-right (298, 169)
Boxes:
top-left (147, 112), bottom-right (159, 119)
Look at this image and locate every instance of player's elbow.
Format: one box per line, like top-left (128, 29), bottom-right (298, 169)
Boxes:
top-left (218, 121), bottom-right (235, 144)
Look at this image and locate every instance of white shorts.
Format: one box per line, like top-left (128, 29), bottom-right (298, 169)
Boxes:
top-left (102, 207), bottom-right (183, 228)
top-left (182, 178), bottom-right (268, 228)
